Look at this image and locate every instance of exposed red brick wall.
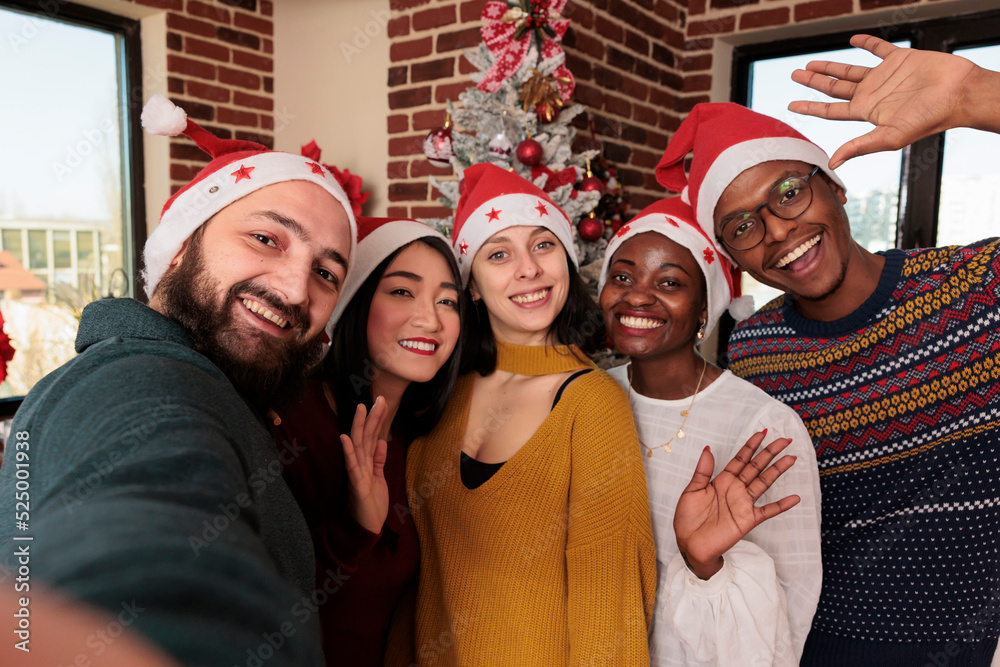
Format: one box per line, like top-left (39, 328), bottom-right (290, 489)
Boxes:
top-left (384, 0), bottom-right (479, 219)
top-left (561, 0), bottom-right (689, 211)
top-left (386, 0), bottom-right (967, 217)
top-left (128, 0), bottom-right (275, 195)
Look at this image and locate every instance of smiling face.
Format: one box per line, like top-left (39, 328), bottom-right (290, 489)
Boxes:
top-left (713, 160), bottom-right (854, 307)
top-left (152, 180), bottom-right (352, 407)
top-left (468, 225), bottom-right (570, 346)
top-left (600, 232), bottom-right (707, 362)
top-left (366, 241), bottom-right (461, 388)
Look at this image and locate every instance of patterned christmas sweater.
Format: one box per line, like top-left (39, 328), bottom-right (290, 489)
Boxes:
top-left (728, 240), bottom-right (1000, 662)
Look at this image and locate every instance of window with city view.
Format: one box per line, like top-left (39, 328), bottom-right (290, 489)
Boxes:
top-left (0, 2), bottom-right (142, 401)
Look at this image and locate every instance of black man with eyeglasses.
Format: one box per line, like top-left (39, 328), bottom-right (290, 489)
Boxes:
top-left (655, 36), bottom-right (1000, 667)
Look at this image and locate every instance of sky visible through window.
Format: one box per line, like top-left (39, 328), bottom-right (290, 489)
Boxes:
top-left (937, 44), bottom-right (1000, 247)
top-left (0, 6), bottom-right (120, 222)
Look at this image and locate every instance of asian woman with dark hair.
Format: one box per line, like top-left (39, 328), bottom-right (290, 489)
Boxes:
top-left (272, 217), bottom-right (463, 667)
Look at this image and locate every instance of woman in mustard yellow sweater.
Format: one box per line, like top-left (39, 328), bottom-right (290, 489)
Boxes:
top-left (404, 163), bottom-right (657, 666)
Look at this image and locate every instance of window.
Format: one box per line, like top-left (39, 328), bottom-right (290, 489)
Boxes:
top-left (0, 0), bottom-right (144, 406)
top-left (27, 230), bottom-right (47, 271)
top-left (53, 231), bottom-right (72, 270)
top-left (937, 44), bottom-right (1000, 246)
top-left (717, 10), bottom-right (1000, 362)
top-left (1, 231), bottom-right (23, 266)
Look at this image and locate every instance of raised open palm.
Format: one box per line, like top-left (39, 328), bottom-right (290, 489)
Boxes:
top-left (340, 397), bottom-right (389, 535)
top-left (674, 431), bottom-right (800, 580)
top-left (788, 35), bottom-right (981, 169)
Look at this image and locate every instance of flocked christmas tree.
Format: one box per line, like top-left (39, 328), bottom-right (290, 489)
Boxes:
top-left (420, 0), bottom-right (629, 267)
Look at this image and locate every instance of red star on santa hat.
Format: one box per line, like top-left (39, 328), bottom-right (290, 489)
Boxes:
top-left (307, 161), bottom-right (325, 176)
top-left (486, 207), bottom-right (501, 222)
top-left (459, 239), bottom-right (469, 255)
top-left (665, 215), bottom-right (679, 227)
top-left (703, 246), bottom-right (715, 264)
top-left (615, 224), bottom-right (631, 238)
top-left (231, 164), bottom-right (255, 183)
top-left (535, 201), bottom-right (548, 217)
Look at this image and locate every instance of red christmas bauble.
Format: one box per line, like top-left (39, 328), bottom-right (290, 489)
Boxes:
top-left (423, 125), bottom-right (453, 168)
top-left (536, 104), bottom-right (560, 124)
top-left (579, 175), bottom-right (605, 194)
top-left (577, 216), bottom-right (604, 242)
top-left (516, 138), bottom-right (543, 166)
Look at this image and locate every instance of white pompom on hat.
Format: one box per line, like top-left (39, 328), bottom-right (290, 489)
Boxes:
top-left (655, 102), bottom-right (845, 261)
top-left (451, 162), bottom-right (576, 286)
top-left (330, 217), bottom-right (452, 325)
top-left (140, 94), bottom-right (357, 302)
top-left (598, 196), bottom-right (754, 340)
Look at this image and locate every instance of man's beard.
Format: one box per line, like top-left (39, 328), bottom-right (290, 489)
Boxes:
top-left (155, 233), bottom-right (326, 410)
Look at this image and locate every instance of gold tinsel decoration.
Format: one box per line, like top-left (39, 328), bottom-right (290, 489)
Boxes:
top-left (519, 69), bottom-right (571, 121)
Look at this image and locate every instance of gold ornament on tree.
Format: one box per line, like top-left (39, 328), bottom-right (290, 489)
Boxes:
top-left (519, 68), bottom-right (571, 123)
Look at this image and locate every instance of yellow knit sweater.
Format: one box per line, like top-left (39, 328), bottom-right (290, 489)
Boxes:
top-left (405, 342), bottom-right (657, 666)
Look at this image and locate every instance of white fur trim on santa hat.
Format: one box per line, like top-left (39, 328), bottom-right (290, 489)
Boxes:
top-left (142, 151), bottom-right (357, 300)
top-left (695, 136), bottom-right (845, 261)
top-left (598, 213), bottom-right (732, 341)
top-left (141, 94), bottom-right (188, 136)
top-left (329, 220), bottom-right (449, 328)
top-left (453, 192), bottom-right (575, 285)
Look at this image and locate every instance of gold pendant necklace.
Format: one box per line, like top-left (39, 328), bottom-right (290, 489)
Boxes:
top-left (628, 357), bottom-right (708, 457)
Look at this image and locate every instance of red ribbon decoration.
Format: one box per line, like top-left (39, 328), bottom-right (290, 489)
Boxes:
top-left (478, 0), bottom-right (574, 102)
top-left (531, 163), bottom-right (578, 193)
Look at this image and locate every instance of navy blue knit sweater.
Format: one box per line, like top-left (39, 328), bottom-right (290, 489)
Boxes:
top-left (729, 241), bottom-right (1000, 667)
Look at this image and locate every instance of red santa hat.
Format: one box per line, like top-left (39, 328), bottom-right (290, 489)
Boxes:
top-left (598, 196), bottom-right (754, 340)
top-left (655, 103), bottom-right (844, 259)
top-left (330, 217), bottom-right (451, 324)
top-left (140, 94), bottom-right (357, 299)
top-left (451, 163), bottom-right (576, 285)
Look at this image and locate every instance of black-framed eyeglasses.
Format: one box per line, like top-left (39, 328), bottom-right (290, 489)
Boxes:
top-left (718, 166), bottom-right (822, 251)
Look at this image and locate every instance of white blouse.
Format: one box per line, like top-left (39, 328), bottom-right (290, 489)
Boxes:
top-left (609, 364), bottom-right (823, 667)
